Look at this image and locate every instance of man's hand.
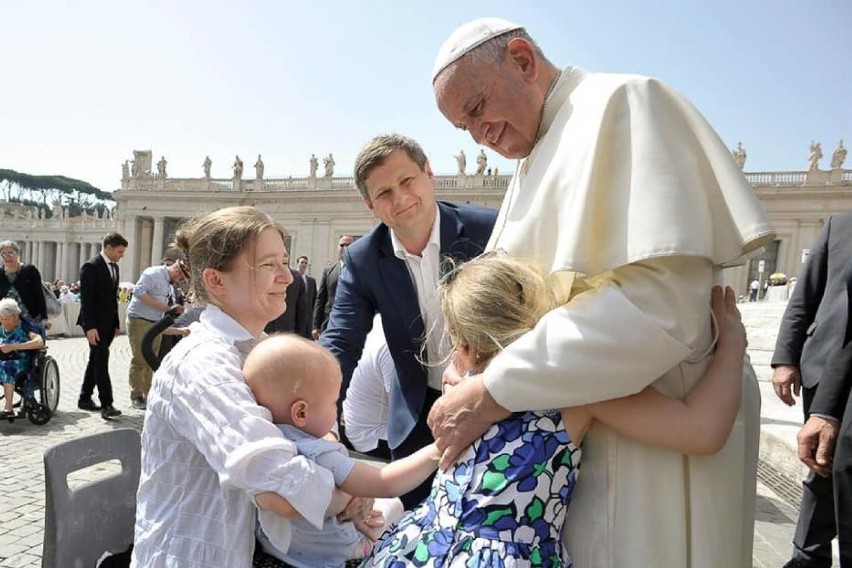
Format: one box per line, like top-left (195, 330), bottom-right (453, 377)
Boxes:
top-left (312, 329), bottom-right (320, 341)
top-left (86, 328), bottom-right (100, 346)
top-left (428, 374), bottom-right (510, 470)
top-left (797, 415), bottom-right (838, 477)
top-left (0, 344), bottom-right (15, 354)
top-left (772, 364), bottom-right (801, 406)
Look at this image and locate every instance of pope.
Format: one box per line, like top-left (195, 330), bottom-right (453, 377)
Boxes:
top-left (428, 17), bottom-right (776, 568)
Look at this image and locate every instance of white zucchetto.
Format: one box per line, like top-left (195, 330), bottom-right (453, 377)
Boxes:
top-left (432, 17), bottom-right (523, 82)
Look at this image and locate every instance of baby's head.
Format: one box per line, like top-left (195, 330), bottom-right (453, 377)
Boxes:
top-left (440, 254), bottom-right (555, 374)
top-left (244, 334), bottom-right (341, 438)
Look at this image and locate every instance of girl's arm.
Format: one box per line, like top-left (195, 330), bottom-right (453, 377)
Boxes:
top-left (579, 286), bottom-right (746, 456)
top-left (338, 443), bottom-right (439, 498)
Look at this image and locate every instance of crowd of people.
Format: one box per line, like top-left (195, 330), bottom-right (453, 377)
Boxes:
top-left (7, 15), bottom-right (851, 568)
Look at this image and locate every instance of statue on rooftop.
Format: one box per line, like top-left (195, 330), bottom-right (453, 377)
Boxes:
top-left (808, 141), bottom-right (823, 171)
top-left (324, 154), bottom-right (335, 178)
top-left (233, 155), bottom-right (244, 179)
top-left (831, 139), bottom-right (847, 170)
top-left (732, 142), bottom-right (747, 170)
top-left (454, 150), bottom-right (466, 175)
top-left (309, 154), bottom-right (319, 178)
top-left (203, 156), bottom-right (212, 178)
top-left (255, 154), bottom-right (265, 179)
top-left (157, 156), bottom-right (167, 178)
top-left (122, 160), bottom-right (130, 181)
top-left (475, 149), bottom-right (487, 175)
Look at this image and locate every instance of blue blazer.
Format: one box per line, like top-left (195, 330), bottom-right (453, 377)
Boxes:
top-left (320, 201), bottom-right (497, 448)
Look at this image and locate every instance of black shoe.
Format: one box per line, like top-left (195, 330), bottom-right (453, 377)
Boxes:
top-left (782, 558), bottom-right (829, 568)
top-left (101, 405), bottom-right (122, 419)
top-left (131, 397), bottom-right (147, 410)
top-left (78, 399), bottom-right (101, 412)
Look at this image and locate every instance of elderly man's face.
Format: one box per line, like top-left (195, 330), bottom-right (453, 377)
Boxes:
top-left (434, 41), bottom-right (544, 159)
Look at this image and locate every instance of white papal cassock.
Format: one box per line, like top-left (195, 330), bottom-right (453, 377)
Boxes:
top-left (482, 67), bottom-right (776, 567)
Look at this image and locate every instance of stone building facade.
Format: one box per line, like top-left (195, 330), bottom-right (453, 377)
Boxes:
top-left (2, 144), bottom-right (850, 298)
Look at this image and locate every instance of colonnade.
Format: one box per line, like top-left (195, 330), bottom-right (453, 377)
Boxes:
top-left (15, 239), bottom-right (103, 283)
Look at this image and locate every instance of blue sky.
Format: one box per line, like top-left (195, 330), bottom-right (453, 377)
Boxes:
top-left (2, 0), bottom-right (850, 193)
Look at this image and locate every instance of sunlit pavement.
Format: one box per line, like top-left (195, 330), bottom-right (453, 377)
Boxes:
top-left (0, 304), bottom-right (819, 566)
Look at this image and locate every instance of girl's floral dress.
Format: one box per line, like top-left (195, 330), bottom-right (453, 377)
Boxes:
top-left (363, 410), bottom-right (581, 567)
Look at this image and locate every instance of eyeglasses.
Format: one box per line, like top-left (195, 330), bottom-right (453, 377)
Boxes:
top-left (339, 242), bottom-right (350, 248)
top-left (0, 250), bottom-right (18, 258)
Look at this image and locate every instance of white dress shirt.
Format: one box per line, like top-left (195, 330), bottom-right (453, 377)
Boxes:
top-left (342, 317), bottom-right (394, 451)
top-left (390, 207), bottom-right (448, 391)
top-left (132, 304), bottom-right (334, 568)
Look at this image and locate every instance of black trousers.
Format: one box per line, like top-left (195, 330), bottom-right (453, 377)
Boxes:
top-left (79, 327), bottom-right (116, 407)
top-left (790, 386), bottom-right (836, 567)
top-left (391, 387), bottom-right (442, 510)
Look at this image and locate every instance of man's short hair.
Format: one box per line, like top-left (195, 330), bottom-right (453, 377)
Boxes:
top-left (297, 255), bottom-right (309, 263)
top-left (103, 232), bottom-right (128, 248)
top-left (353, 134), bottom-right (429, 201)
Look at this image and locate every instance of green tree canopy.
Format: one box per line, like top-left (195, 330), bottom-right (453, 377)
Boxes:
top-left (0, 168), bottom-right (115, 217)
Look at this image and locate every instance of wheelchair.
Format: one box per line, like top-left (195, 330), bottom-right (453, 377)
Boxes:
top-left (1, 346), bottom-right (60, 426)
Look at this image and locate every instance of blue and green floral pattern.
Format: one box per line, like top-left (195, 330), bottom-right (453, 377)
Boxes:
top-left (363, 410), bottom-right (580, 567)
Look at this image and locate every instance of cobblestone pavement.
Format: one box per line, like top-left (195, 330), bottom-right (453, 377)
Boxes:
top-left (0, 335), bottom-right (804, 567)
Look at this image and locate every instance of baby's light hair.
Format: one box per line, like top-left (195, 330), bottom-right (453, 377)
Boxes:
top-left (244, 334), bottom-right (338, 423)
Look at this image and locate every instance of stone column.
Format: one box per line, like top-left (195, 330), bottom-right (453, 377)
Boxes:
top-left (55, 241), bottom-right (62, 280)
top-left (58, 241), bottom-right (68, 280)
top-left (53, 241), bottom-right (65, 280)
top-left (121, 214), bottom-right (139, 283)
top-left (151, 216), bottom-right (165, 266)
top-left (37, 241), bottom-right (46, 273)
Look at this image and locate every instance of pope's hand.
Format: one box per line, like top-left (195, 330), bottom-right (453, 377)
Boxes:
top-left (428, 374), bottom-right (509, 470)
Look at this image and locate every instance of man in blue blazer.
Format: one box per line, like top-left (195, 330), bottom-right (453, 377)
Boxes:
top-left (320, 134), bottom-right (497, 506)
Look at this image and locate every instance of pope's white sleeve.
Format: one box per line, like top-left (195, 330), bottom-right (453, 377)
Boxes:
top-left (483, 256), bottom-right (714, 411)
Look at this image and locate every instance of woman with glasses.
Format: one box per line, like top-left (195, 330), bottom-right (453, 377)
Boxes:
top-left (0, 241), bottom-right (48, 329)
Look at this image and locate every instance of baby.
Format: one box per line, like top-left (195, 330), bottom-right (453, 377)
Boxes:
top-left (243, 335), bottom-right (437, 568)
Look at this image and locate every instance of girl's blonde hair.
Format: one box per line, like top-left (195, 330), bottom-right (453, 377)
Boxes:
top-left (172, 206), bottom-right (286, 303)
top-left (439, 254), bottom-right (555, 372)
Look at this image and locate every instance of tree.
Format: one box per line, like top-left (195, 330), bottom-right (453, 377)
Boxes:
top-left (0, 169), bottom-right (115, 217)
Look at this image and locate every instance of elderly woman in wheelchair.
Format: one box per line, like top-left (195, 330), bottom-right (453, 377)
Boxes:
top-left (0, 298), bottom-right (60, 424)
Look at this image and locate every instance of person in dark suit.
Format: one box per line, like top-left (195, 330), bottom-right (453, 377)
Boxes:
top-left (0, 240), bottom-right (48, 327)
top-left (77, 232), bottom-right (128, 420)
top-left (772, 211), bottom-right (852, 568)
top-left (796, 255), bottom-right (852, 565)
top-left (264, 265), bottom-right (311, 338)
top-left (296, 255), bottom-right (317, 317)
top-left (320, 134), bottom-right (497, 506)
top-left (312, 236), bottom-right (353, 339)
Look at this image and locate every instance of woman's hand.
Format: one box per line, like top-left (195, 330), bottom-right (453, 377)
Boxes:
top-left (336, 496), bottom-right (376, 524)
top-left (0, 344), bottom-right (15, 354)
